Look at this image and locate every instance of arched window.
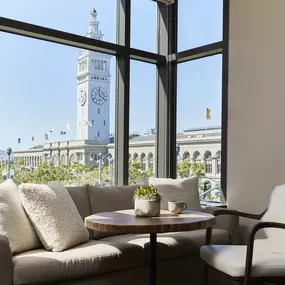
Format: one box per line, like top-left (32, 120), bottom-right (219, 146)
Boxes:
top-left (216, 151), bottom-right (221, 175)
top-left (70, 154), bottom-right (76, 163)
top-left (61, 154), bottom-right (66, 164)
top-left (148, 153), bottom-right (154, 170)
top-left (140, 153), bottom-right (146, 171)
top-left (52, 155), bottom-right (59, 167)
top-left (204, 151), bottom-right (212, 174)
top-left (193, 151), bottom-right (201, 162)
top-left (182, 151), bottom-right (190, 160)
top-left (133, 153), bottom-right (138, 161)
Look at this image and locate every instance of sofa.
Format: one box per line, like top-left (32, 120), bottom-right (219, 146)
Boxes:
top-left (0, 182), bottom-right (239, 285)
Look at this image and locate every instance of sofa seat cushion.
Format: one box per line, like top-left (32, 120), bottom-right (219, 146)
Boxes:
top-left (200, 240), bottom-right (285, 277)
top-left (100, 229), bottom-right (230, 262)
top-left (13, 240), bottom-right (145, 285)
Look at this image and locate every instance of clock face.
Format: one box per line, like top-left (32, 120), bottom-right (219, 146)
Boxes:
top-left (91, 87), bottom-right (107, 105)
top-left (79, 90), bottom-right (87, 106)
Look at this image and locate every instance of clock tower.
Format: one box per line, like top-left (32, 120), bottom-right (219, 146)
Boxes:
top-left (77, 8), bottom-right (111, 143)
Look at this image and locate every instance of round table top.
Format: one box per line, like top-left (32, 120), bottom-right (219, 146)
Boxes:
top-left (85, 210), bottom-right (216, 234)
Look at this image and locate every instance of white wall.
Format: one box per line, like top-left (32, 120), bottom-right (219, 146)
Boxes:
top-left (227, 0), bottom-right (285, 213)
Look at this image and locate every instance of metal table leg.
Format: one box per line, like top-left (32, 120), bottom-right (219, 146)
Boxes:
top-left (150, 233), bottom-right (157, 285)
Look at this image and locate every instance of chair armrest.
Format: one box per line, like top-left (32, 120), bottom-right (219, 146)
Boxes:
top-left (204, 208), bottom-right (267, 245)
top-left (202, 207), bottom-right (240, 244)
top-left (212, 209), bottom-right (267, 220)
top-left (244, 222), bottom-right (285, 284)
top-left (0, 234), bottom-right (13, 285)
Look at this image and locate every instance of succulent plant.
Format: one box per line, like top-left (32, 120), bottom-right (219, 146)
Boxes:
top-left (134, 185), bottom-right (162, 201)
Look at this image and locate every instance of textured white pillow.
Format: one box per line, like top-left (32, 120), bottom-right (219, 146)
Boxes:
top-left (0, 179), bottom-right (40, 254)
top-left (149, 176), bottom-right (201, 211)
top-left (19, 181), bottom-right (89, 252)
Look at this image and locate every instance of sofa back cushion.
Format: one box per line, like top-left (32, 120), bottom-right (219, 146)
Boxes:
top-left (66, 185), bottom-right (91, 221)
top-left (19, 181), bottom-right (89, 252)
top-left (66, 185), bottom-right (92, 238)
top-left (0, 179), bottom-right (41, 254)
top-left (87, 185), bottom-right (138, 239)
top-left (149, 176), bottom-right (201, 211)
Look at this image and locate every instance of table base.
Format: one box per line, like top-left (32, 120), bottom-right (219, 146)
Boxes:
top-left (150, 233), bottom-right (157, 285)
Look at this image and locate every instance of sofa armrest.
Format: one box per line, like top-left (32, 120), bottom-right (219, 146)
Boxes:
top-left (201, 206), bottom-right (239, 244)
top-left (0, 234), bottom-right (13, 285)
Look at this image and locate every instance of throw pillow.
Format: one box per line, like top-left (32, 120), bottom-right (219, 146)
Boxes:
top-left (19, 181), bottom-right (89, 252)
top-left (0, 179), bottom-right (41, 254)
top-left (87, 185), bottom-right (138, 239)
top-left (148, 176), bottom-right (201, 211)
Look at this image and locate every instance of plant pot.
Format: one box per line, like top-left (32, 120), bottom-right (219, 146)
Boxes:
top-left (134, 199), bottom-right (161, 217)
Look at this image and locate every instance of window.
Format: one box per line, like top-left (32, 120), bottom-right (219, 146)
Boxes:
top-left (204, 151), bottom-right (212, 174)
top-left (140, 153), bottom-right (146, 171)
top-left (131, 0), bottom-right (157, 52)
top-left (129, 60), bottom-right (156, 184)
top-left (1, 1), bottom-right (116, 44)
top-left (1, 2), bottom-right (226, 199)
top-left (177, 55), bottom-right (222, 203)
top-left (0, 31), bottom-right (115, 186)
top-left (178, 0), bottom-right (223, 51)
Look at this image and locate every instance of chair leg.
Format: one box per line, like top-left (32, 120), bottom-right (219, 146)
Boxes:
top-left (203, 264), bottom-right (208, 285)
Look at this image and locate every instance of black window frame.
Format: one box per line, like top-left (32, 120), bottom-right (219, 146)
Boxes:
top-left (0, 0), bottom-right (229, 197)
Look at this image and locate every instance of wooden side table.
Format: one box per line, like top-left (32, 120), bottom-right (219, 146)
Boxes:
top-left (85, 209), bottom-right (215, 285)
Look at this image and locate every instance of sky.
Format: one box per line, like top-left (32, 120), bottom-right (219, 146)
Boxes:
top-left (0, 0), bottom-right (223, 150)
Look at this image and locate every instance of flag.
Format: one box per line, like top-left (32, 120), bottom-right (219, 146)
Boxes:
top-left (32, 136), bottom-right (35, 141)
top-left (66, 124), bottom-right (72, 131)
top-left (18, 138), bottom-right (21, 144)
top-left (49, 127), bottom-right (54, 133)
top-left (206, 108), bottom-right (211, 120)
top-left (44, 133), bottom-right (48, 140)
top-left (60, 131), bottom-right (66, 135)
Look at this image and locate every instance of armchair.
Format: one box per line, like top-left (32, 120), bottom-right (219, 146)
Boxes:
top-left (201, 185), bottom-right (285, 285)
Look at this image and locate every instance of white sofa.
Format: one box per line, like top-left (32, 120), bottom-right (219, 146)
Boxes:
top-left (1, 184), bottom-right (239, 285)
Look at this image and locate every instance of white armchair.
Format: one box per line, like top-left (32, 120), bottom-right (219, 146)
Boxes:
top-left (200, 184), bottom-right (285, 285)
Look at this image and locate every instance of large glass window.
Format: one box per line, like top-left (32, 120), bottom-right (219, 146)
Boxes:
top-left (131, 0), bottom-right (157, 52)
top-left (129, 60), bottom-right (156, 184)
top-left (0, 1), bottom-right (226, 199)
top-left (176, 55), bottom-right (223, 204)
top-left (0, 32), bottom-right (116, 186)
top-left (178, 0), bottom-right (223, 51)
top-left (1, 0), bottom-right (116, 44)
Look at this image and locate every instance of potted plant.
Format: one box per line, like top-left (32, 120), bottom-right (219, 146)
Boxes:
top-left (134, 185), bottom-right (162, 217)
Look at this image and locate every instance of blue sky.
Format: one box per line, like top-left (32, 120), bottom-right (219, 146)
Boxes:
top-left (0, 0), bottom-right (222, 150)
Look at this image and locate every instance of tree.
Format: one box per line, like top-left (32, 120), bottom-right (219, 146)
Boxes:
top-left (177, 160), bottom-right (191, 178)
top-left (129, 160), bottom-right (153, 185)
top-left (190, 162), bottom-right (205, 176)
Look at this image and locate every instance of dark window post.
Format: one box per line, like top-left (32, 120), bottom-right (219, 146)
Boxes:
top-left (114, 0), bottom-right (131, 185)
top-left (156, 1), bottom-right (178, 178)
